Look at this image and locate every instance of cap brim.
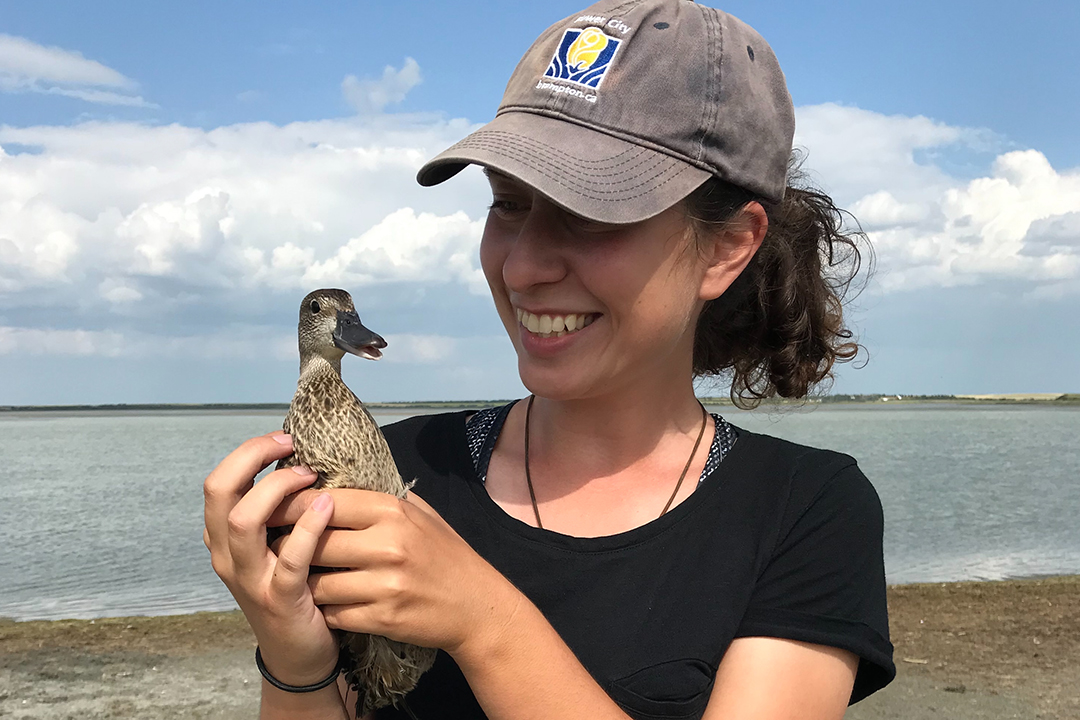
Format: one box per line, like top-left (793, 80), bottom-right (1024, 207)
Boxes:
top-left (417, 112), bottom-right (711, 225)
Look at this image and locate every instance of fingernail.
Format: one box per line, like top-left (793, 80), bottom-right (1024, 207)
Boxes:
top-left (312, 493), bottom-right (331, 512)
top-left (292, 465), bottom-right (315, 476)
top-left (272, 434), bottom-right (292, 445)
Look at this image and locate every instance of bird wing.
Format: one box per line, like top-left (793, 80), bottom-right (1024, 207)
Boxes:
top-left (288, 371), bottom-right (404, 494)
top-left (275, 413), bottom-right (298, 470)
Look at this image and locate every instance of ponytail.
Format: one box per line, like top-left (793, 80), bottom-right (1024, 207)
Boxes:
top-left (687, 155), bottom-right (870, 408)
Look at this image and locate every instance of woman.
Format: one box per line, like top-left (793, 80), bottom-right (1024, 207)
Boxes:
top-left (204, 1), bottom-right (895, 718)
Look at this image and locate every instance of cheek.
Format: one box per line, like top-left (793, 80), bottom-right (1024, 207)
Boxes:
top-left (633, 259), bottom-right (707, 336)
top-left (479, 227), bottom-right (505, 288)
top-left (479, 229), bottom-right (516, 328)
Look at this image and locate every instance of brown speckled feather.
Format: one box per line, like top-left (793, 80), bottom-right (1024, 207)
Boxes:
top-left (284, 362), bottom-right (405, 495)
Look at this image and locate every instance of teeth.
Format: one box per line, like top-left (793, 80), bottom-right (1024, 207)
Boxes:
top-left (517, 309), bottom-right (596, 338)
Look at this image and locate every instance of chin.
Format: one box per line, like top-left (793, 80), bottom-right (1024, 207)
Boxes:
top-left (517, 361), bottom-right (602, 402)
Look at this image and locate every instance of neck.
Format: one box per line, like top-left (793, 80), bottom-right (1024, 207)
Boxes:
top-left (527, 330), bottom-right (705, 465)
top-left (500, 380), bottom-right (712, 536)
top-left (524, 377), bottom-right (707, 482)
top-left (299, 353), bottom-right (341, 377)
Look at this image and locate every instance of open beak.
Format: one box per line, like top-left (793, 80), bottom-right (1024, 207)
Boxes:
top-left (333, 310), bottom-right (387, 360)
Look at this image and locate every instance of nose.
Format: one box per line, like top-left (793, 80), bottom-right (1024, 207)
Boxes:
top-left (500, 200), bottom-right (569, 293)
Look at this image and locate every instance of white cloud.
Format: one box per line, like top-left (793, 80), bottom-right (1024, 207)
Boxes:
top-left (795, 103), bottom-right (975, 203)
top-left (0, 326), bottom-right (125, 357)
top-left (0, 325), bottom-right (296, 361)
top-left (45, 86), bottom-right (155, 107)
top-left (342, 57), bottom-right (422, 115)
top-left (0, 324), bottom-right (490, 370)
top-left (302, 208), bottom-right (486, 292)
top-left (849, 191), bottom-right (930, 229)
top-left (796, 104), bottom-right (1080, 292)
top-left (98, 278), bottom-right (142, 304)
top-left (381, 334), bottom-right (461, 364)
top-left (0, 34), bottom-right (131, 87)
top-left (2, 101), bottom-right (1078, 365)
top-left (0, 114), bottom-right (487, 306)
top-left (0, 33), bottom-right (154, 107)
top-left (1023, 212), bottom-right (1080, 256)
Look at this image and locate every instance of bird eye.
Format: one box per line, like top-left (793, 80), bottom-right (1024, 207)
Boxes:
top-left (309, 300), bottom-right (321, 314)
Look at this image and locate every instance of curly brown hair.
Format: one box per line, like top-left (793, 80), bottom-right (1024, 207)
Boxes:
top-left (686, 155), bottom-right (871, 408)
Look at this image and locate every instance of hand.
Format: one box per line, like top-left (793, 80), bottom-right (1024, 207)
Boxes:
top-left (203, 432), bottom-right (341, 685)
top-left (270, 486), bottom-right (523, 660)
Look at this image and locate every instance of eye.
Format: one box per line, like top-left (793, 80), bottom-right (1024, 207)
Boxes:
top-left (566, 213), bottom-right (619, 236)
top-left (309, 300), bottom-right (321, 314)
top-left (488, 198), bottom-right (529, 220)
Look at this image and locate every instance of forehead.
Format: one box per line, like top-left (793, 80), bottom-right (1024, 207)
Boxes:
top-left (483, 167), bottom-right (698, 237)
top-left (484, 168), bottom-right (523, 187)
top-left (484, 168), bottom-right (622, 225)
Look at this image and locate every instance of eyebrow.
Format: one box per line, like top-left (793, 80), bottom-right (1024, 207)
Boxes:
top-left (483, 168), bottom-right (524, 190)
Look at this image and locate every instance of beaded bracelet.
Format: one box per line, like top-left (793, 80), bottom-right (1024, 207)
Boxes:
top-left (255, 646), bottom-right (342, 693)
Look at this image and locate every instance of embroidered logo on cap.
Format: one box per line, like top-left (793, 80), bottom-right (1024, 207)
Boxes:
top-left (544, 27), bottom-right (621, 89)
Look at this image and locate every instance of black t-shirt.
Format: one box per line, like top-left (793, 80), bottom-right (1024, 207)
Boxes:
top-left (376, 411), bottom-right (895, 720)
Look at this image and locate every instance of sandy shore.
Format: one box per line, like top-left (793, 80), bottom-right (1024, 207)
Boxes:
top-left (2, 576), bottom-right (1076, 719)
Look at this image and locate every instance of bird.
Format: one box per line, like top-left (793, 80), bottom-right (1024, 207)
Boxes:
top-left (277, 288), bottom-right (436, 715)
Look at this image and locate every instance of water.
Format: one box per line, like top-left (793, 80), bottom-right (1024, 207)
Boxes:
top-left (1, 404), bottom-right (1077, 621)
top-left (725, 404), bottom-right (1080, 586)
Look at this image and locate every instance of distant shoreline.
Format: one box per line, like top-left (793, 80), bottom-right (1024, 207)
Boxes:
top-left (2, 394), bottom-right (1078, 414)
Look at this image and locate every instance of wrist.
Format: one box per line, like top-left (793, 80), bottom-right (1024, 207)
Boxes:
top-left (256, 646), bottom-right (341, 692)
top-left (448, 575), bottom-right (532, 669)
top-left (257, 643), bottom-right (341, 688)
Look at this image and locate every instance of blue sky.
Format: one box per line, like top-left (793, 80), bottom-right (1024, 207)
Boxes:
top-left (1, 0), bottom-right (1078, 404)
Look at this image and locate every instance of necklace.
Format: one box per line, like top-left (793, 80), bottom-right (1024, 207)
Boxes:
top-left (523, 395), bottom-right (709, 530)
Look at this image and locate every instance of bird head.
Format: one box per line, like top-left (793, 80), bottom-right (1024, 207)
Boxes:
top-left (297, 288), bottom-right (387, 364)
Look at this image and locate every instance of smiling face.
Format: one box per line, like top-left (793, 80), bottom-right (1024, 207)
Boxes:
top-left (480, 172), bottom-right (718, 402)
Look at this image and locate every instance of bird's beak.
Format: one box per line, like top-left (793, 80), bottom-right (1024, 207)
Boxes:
top-left (333, 310), bottom-right (387, 360)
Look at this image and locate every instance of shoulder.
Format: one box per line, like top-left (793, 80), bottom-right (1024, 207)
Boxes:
top-left (383, 409), bottom-right (465, 442)
top-left (729, 430), bottom-right (894, 700)
top-left (382, 410), bottom-right (474, 478)
top-left (729, 427), bottom-right (880, 513)
top-left (730, 427), bottom-right (859, 479)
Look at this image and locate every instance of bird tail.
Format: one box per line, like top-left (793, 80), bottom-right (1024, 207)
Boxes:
top-left (341, 633), bottom-right (436, 715)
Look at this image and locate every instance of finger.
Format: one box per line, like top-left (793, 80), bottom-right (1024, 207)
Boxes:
top-left (321, 604), bottom-right (376, 633)
top-left (226, 465), bottom-right (319, 574)
top-left (271, 487), bottom-right (401, 529)
top-left (268, 487), bottom-right (324, 528)
top-left (204, 433), bottom-right (295, 557)
top-left (309, 569), bottom-right (381, 606)
top-left (269, 492), bottom-right (335, 598)
top-left (304, 526), bottom-right (414, 570)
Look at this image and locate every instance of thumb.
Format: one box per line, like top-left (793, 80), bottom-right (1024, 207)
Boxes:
top-left (269, 493), bottom-right (334, 597)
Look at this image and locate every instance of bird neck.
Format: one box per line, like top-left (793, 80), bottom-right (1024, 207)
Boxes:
top-left (299, 353), bottom-right (342, 379)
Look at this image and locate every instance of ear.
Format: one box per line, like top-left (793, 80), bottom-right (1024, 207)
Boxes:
top-left (698, 201), bottom-right (768, 301)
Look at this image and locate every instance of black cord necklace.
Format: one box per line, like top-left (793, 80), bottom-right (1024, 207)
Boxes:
top-left (522, 395), bottom-right (709, 530)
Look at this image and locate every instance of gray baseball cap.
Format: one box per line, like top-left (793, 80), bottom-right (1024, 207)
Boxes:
top-left (417, 0), bottom-right (795, 224)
